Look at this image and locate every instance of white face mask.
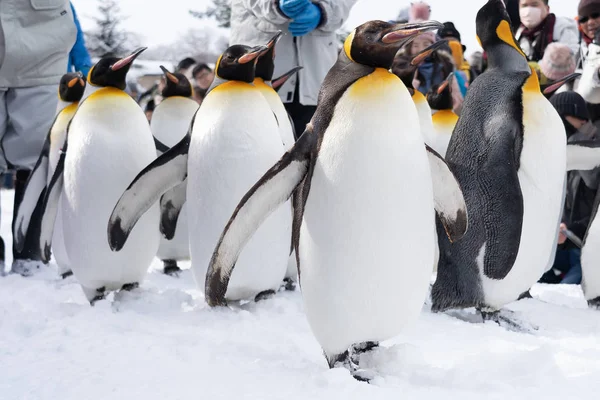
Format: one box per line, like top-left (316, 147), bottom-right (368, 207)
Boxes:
top-left (520, 6), bottom-right (544, 29)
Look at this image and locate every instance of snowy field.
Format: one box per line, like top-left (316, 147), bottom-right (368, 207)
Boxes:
top-left (1, 188), bottom-right (600, 399)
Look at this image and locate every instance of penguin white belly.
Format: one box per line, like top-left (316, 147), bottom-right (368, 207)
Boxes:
top-left (62, 90), bottom-right (160, 294)
top-left (256, 82), bottom-right (296, 280)
top-left (49, 107), bottom-right (75, 275)
top-left (582, 217), bottom-right (600, 301)
top-left (151, 98), bottom-right (198, 262)
top-left (481, 92), bottom-right (566, 308)
top-left (414, 95), bottom-right (435, 145)
top-left (188, 82), bottom-right (290, 300)
top-left (299, 70), bottom-right (435, 357)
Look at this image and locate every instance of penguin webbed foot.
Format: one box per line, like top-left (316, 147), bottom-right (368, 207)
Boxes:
top-left (162, 260), bottom-right (181, 277)
top-left (89, 287), bottom-right (106, 306)
top-left (517, 290), bottom-right (533, 300)
top-left (61, 270), bottom-right (73, 279)
top-left (120, 282), bottom-right (139, 292)
top-left (588, 297), bottom-right (600, 310)
top-left (281, 278), bottom-right (296, 291)
top-left (326, 342), bottom-right (379, 383)
top-left (254, 289), bottom-right (276, 302)
top-left (479, 308), bottom-right (538, 333)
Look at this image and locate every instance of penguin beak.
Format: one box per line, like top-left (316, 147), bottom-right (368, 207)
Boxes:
top-left (238, 45), bottom-right (269, 64)
top-left (265, 30), bottom-right (284, 50)
top-left (411, 40), bottom-right (448, 66)
top-left (272, 66), bottom-right (303, 91)
top-left (382, 21), bottom-right (444, 45)
top-left (437, 72), bottom-right (454, 94)
top-left (160, 65), bottom-right (179, 84)
top-left (542, 73), bottom-right (582, 95)
top-left (111, 47), bottom-right (147, 71)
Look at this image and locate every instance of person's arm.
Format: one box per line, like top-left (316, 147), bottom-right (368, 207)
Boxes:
top-left (554, 17), bottom-right (582, 57)
top-left (241, 0), bottom-right (291, 25)
top-left (313, 0), bottom-right (358, 33)
top-left (69, 3), bottom-right (93, 77)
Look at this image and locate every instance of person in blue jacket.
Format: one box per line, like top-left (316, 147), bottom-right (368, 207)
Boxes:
top-left (67, 2), bottom-right (93, 77)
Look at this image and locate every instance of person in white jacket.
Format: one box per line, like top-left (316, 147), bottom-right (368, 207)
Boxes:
top-left (575, 0), bottom-right (600, 121)
top-left (515, 0), bottom-right (579, 62)
top-left (230, 0), bottom-right (357, 138)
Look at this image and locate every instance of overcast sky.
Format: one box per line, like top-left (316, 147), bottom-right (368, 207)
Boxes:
top-left (71, 0), bottom-right (580, 57)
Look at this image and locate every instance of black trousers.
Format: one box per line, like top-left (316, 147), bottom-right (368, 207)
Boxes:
top-left (283, 81), bottom-right (317, 141)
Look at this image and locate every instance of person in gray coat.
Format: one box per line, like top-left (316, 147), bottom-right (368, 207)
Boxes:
top-left (230, 0), bottom-right (357, 138)
top-left (0, 0), bottom-right (76, 275)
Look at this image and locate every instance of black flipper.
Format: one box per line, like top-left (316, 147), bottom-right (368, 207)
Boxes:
top-left (159, 179), bottom-right (187, 240)
top-left (425, 144), bottom-right (468, 242)
top-left (204, 134), bottom-right (312, 307)
top-left (39, 146), bottom-right (66, 263)
top-left (480, 120), bottom-right (524, 280)
top-left (107, 134), bottom-right (190, 251)
top-left (566, 140), bottom-right (600, 171)
top-left (154, 136), bottom-right (170, 154)
top-left (272, 66), bottom-right (303, 93)
top-left (13, 134), bottom-right (51, 252)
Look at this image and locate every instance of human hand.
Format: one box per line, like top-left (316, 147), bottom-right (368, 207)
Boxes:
top-left (558, 223), bottom-right (567, 245)
top-left (279, 0), bottom-right (311, 18)
top-left (289, 3), bottom-right (321, 37)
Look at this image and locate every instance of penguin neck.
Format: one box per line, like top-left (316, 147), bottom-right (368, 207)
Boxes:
top-left (486, 44), bottom-right (530, 73)
top-left (80, 84), bottom-right (104, 103)
top-left (55, 99), bottom-right (72, 115)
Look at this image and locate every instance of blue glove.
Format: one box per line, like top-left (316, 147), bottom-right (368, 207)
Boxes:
top-left (279, 0), bottom-right (310, 18)
top-left (288, 3), bottom-right (322, 37)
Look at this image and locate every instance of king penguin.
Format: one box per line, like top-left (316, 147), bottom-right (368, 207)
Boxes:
top-left (253, 31), bottom-right (303, 289)
top-left (151, 66), bottom-right (199, 276)
top-left (426, 73), bottom-right (459, 158)
top-left (196, 21), bottom-right (467, 380)
top-left (38, 48), bottom-right (160, 304)
top-left (431, 0), bottom-right (567, 328)
top-left (13, 72), bottom-right (86, 279)
top-left (107, 43), bottom-right (292, 304)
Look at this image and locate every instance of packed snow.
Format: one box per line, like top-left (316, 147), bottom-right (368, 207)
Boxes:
top-left (1, 188), bottom-right (599, 399)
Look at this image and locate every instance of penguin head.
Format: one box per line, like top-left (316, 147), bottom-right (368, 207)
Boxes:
top-left (476, 0), bottom-right (528, 67)
top-left (87, 47), bottom-right (147, 90)
top-left (58, 72), bottom-right (86, 102)
top-left (427, 72), bottom-right (454, 111)
top-left (159, 66), bottom-right (192, 98)
top-left (344, 20), bottom-right (444, 69)
top-left (393, 39), bottom-right (449, 94)
top-left (255, 31), bottom-right (283, 82)
top-left (214, 44), bottom-right (270, 83)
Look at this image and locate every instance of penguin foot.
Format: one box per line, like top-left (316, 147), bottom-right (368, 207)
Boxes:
top-left (163, 260), bottom-right (181, 277)
top-left (121, 282), bottom-right (139, 292)
top-left (517, 290), bottom-right (533, 300)
top-left (254, 289), bottom-right (276, 302)
top-left (10, 259), bottom-right (46, 277)
top-left (61, 270), bottom-right (73, 279)
top-left (480, 309), bottom-right (538, 333)
top-left (327, 349), bottom-right (374, 383)
top-left (89, 287), bottom-right (107, 306)
top-left (282, 278), bottom-right (296, 291)
top-left (588, 297), bottom-right (600, 310)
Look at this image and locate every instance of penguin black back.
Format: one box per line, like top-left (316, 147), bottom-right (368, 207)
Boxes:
top-left (59, 72), bottom-right (86, 102)
top-left (215, 45), bottom-right (267, 83)
top-left (160, 66), bottom-right (193, 98)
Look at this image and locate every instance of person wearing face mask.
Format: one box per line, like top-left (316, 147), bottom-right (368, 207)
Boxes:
top-left (515, 0), bottom-right (579, 62)
top-left (575, 0), bottom-right (600, 122)
top-left (539, 91), bottom-right (599, 285)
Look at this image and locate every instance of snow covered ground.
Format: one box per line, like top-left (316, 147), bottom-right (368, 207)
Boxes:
top-left (1, 188), bottom-right (600, 399)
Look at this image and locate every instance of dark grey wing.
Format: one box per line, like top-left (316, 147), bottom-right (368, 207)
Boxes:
top-left (159, 179), bottom-right (187, 240)
top-left (205, 132), bottom-right (313, 307)
top-left (39, 145), bottom-right (66, 263)
top-left (479, 120), bottom-right (524, 280)
top-left (13, 133), bottom-right (51, 252)
top-left (153, 136), bottom-right (170, 154)
top-left (567, 140), bottom-right (600, 171)
top-left (107, 134), bottom-right (190, 251)
top-left (425, 144), bottom-right (468, 242)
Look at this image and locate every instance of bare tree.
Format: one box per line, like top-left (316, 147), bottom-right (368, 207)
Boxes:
top-left (140, 27), bottom-right (228, 64)
top-left (189, 0), bottom-right (231, 28)
top-left (85, 0), bottom-right (135, 57)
